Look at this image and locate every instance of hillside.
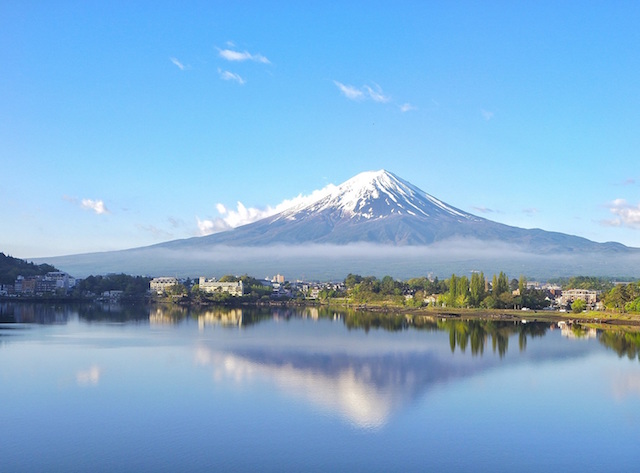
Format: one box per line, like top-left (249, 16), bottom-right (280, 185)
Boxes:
top-left (0, 252), bottom-right (58, 285)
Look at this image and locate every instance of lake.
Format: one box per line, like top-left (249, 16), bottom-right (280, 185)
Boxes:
top-left (1, 302), bottom-right (639, 472)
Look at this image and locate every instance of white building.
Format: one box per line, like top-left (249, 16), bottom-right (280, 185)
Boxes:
top-left (150, 277), bottom-right (178, 294)
top-left (559, 289), bottom-right (598, 308)
top-left (45, 271), bottom-right (76, 291)
top-left (198, 277), bottom-right (244, 297)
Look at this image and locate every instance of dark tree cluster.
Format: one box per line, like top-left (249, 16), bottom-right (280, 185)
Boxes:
top-left (74, 274), bottom-right (151, 299)
top-left (0, 252), bottom-right (57, 285)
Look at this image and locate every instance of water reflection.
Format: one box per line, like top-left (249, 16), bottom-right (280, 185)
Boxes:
top-left (599, 330), bottom-right (640, 361)
top-left (2, 302), bottom-right (640, 441)
top-left (0, 302), bottom-right (73, 324)
top-left (3, 302), bottom-right (640, 364)
top-left (195, 345), bottom-right (478, 429)
top-left (149, 305), bottom-right (189, 324)
top-left (197, 308), bottom-right (243, 328)
top-left (78, 303), bottom-right (149, 322)
top-left (76, 365), bottom-right (102, 387)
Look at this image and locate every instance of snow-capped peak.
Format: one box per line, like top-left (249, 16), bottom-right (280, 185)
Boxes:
top-left (275, 169), bottom-right (477, 222)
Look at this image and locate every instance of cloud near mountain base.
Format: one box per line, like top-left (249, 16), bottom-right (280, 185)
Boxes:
top-left (196, 184), bottom-right (338, 235)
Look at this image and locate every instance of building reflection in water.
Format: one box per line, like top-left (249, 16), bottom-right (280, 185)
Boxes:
top-left (198, 309), bottom-right (243, 330)
top-left (149, 306), bottom-right (188, 325)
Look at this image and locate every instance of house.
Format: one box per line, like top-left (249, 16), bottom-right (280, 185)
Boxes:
top-left (558, 289), bottom-right (598, 309)
top-left (150, 277), bottom-right (178, 294)
top-left (198, 277), bottom-right (244, 296)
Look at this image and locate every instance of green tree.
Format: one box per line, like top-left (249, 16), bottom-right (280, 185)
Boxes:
top-left (345, 273), bottom-right (363, 289)
top-left (380, 275), bottom-right (397, 295)
top-left (496, 272), bottom-right (509, 296)
top-left (518, 275), bottom-right (527, 295)
top-left (571, 299), bottom-right (586, 313)
top-left (469, 272), bottom-right (485, 307)
top-left (219, 275), bottom-right (239, 282)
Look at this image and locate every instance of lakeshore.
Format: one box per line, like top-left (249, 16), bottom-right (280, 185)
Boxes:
top-left (4, 295), bottom-right (639, 329)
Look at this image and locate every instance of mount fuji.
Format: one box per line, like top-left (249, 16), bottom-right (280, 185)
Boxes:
top-left (160, 169), bottom-right (626, 252)
top-left (41, 170), bottom-right (640, 279)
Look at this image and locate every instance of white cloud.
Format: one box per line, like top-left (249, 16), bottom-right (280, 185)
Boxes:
top-left (364, 84), bottom-right (390, 103)
top-left (334, 81), bottom-right (364, 100)
top-left (80, 199), bottom-right (109, 215)
top-left (335, 81), bottom-right (405, 106)
top-left (603, 199), bottom-right (640, 228)
top-left (196, 184), bottom-right (338, 236)
top-left (218, 68), bottom-right (245, 84)
top-left (218, 48), bottom-right (270, 64)
top-left (399, 103), bottom-right (417, 112)
top-left (170, 57), bottom-right (185, 70)
top-left (197, 216), bottom-right (229, 235)
top-left (522, 208), bottom-right (539, 215)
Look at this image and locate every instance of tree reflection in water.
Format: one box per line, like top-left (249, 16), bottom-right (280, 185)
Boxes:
top-left (6, 301), bottom-right (640, 361)
top-left (599, 330), bottom-right (640, 361)
top-left (439, 320), bottom-right (547, 357)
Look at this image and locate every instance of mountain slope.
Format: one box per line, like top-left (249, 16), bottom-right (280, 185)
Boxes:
top-left (160, 170), bottom-right (629, 253)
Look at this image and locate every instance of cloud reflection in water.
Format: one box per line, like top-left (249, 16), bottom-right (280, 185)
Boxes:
top-left (76, 365), bottom-right (101, 387)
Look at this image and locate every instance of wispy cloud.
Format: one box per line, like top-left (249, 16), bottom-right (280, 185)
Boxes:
top-left (481, 109), bottom-right (495, 121)
top-left (473, 206), bottom-right (494, 214)
top-left (621, 178), bottom-right (636, 186)
top-left (399, 103), bottom-right (417, 113)
top-left (334, 81), bottom-right (392, 103)
top-left (136, 224), bottom-right (173, 239)
top-left (334, 81), bottom-right (364, 100)
top-left (196, 184), bottom-right (338, 236)
top-left (168, 217), bottom-right (184, 228)
top-left (334, 81), bottom-right (414, 109)
top-left (170, 57), bottom-right (185, 70)
top-left (522, 208), bottom-right (539, 215)
top-left (602, 199), bottom-right (640, 228)
top-left (218, 48), bottom-right (270, 64)
top-left (218, 68), bottom-right (245, 84)
top-left (81, 199), bottom-right (109, 215)
top-left (364, 84), bottom-right (390, 103)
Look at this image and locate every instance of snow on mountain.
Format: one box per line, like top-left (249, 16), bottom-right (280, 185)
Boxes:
top-left (161, 169), bottom-right (628, 251)
top-left (275, 170), bottom-right (478, 222)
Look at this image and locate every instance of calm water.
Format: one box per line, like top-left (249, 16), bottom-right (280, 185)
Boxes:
top-left (1, 302), bottom-right (639, 472)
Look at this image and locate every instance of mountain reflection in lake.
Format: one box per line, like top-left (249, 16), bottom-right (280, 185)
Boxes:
top-left (1, 303), bottom-right (639, 472)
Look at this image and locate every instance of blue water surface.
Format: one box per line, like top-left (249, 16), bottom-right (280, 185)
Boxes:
top-left (1, 303), bottom-right (639, 472)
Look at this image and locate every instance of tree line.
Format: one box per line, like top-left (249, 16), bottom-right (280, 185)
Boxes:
top-left (343, 272), bottom-right (549, 310)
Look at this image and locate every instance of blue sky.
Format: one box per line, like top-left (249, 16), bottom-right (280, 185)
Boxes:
top-left (2, 1), bottom-right (640, 258)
